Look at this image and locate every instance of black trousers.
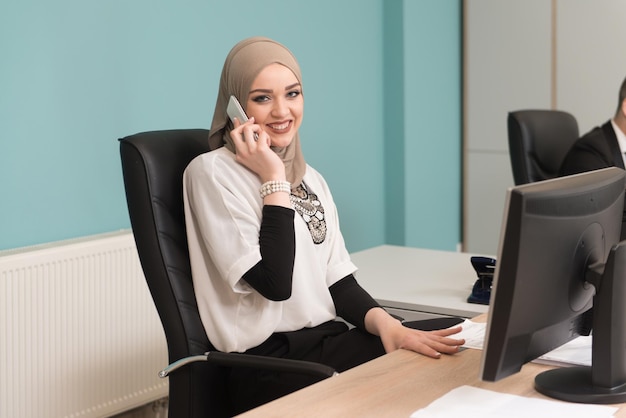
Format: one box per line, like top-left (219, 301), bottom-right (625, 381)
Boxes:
top-left (228, 321), bottom-right (385, 415)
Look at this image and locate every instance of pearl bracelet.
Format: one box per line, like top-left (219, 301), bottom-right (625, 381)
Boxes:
top-left (259, 180), bottom-right (291, 199)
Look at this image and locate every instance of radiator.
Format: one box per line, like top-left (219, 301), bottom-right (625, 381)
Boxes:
top-left (0, 231), bottom-right (169, 418)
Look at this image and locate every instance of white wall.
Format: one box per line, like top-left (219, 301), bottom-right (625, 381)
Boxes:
top-left (463, 0), bottom-right (626, 255)
top-left (556, 0), bottom-right (626, 133)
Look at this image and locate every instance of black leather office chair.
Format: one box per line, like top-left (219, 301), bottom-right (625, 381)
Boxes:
top-left (119, 129), bottom-right (335, 417)
top-left (507, 110), bottom-right (579, 185)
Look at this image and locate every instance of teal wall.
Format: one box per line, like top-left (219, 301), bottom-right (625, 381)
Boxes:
top-left (0, 0), bottom-right (461, 253)
top-left (403, 1), bottom-right (462, 249)
top-left (383, 0), bottom-right (406, 245)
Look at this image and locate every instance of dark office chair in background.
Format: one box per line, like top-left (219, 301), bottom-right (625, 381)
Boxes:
top-left (118, 129), bottom-right (335, 417)
top-left (507, 109), bottom-right (579, 185)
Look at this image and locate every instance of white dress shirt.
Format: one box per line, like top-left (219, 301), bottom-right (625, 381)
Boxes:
top-left (611, 119), bottom-right (626, 167)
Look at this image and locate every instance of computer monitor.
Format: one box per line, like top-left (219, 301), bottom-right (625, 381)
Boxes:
top-left (480, 167), bottom-right (626, 404)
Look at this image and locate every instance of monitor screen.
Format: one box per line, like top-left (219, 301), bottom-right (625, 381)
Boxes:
top-left (480, 167), bottom-right (626, 404)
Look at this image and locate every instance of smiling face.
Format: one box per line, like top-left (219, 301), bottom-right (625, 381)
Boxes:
top-left (245, 63), bottom-right (304, 148)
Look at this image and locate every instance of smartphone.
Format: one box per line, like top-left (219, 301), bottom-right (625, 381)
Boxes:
top-left (227, 95), bottom-right (258, 141)
top-left (227, 95), bottom-right (249, 123)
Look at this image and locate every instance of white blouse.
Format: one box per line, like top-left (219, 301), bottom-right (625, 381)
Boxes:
top-left (183, 147), bottom-right (357, 353)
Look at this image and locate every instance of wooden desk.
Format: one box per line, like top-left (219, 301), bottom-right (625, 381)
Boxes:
top-left (238, 247), bottom-right (626, 416)
top-left (351, 245), bottom-right (489, 321)
top-left (238, 345), bottom-right (626, 417)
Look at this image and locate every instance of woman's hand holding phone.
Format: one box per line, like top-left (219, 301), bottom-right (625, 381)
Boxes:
top-left (227, 96), bottom-right (286, 186)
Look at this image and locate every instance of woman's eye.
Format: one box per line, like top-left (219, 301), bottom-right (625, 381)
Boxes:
top-left (252, 95), bottom-right (270, 103)
top-left (287, 90), bottom-right (301, 98)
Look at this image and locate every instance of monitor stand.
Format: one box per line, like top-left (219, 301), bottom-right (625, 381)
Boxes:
top-left (535, 241), bottom-right (626, 404)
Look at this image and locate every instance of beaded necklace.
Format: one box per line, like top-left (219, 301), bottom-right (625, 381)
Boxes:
top-left (290, 181), bottom-right (326, 244)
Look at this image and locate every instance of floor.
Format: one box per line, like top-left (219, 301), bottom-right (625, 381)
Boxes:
top-left (111, 398), bottom-right (168, 418)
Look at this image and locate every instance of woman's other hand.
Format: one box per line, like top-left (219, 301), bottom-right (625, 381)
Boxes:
top-left (364, 307), bottom-right (465, 359)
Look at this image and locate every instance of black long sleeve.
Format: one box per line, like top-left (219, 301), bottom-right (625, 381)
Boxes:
top-left (242, 205), bottom-right (295, 301)
top-left (329, 274), bottom-right (380, 330)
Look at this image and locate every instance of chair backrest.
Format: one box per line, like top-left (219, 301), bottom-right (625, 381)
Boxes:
top-left (507, 110), bottom-right (579, 185)
top-left (119, 129), bottom-right (234, 417)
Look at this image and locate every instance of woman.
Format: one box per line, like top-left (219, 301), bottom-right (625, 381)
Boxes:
top-left (183, 36), bottom-right (464, 413)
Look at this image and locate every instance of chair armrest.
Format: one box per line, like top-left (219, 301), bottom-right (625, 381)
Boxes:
top-left (159, 351), bottom-right (338, 379)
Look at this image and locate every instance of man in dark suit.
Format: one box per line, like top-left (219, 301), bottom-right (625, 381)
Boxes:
top-left (559, 76), bottom-right (626, 238)
top-left (560, 77), bottom-right (626, 175)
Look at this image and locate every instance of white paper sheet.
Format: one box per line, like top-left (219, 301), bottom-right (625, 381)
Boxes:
top-left (410, 386), bottom-right (617, 418)
top-left (454, 319), bottom-right (591, 367)
top-left (454, 319), bottom-right (487, 350)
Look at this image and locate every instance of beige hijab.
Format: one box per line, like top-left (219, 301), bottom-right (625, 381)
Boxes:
top-left (208, 37), bottom-right (306, 189)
